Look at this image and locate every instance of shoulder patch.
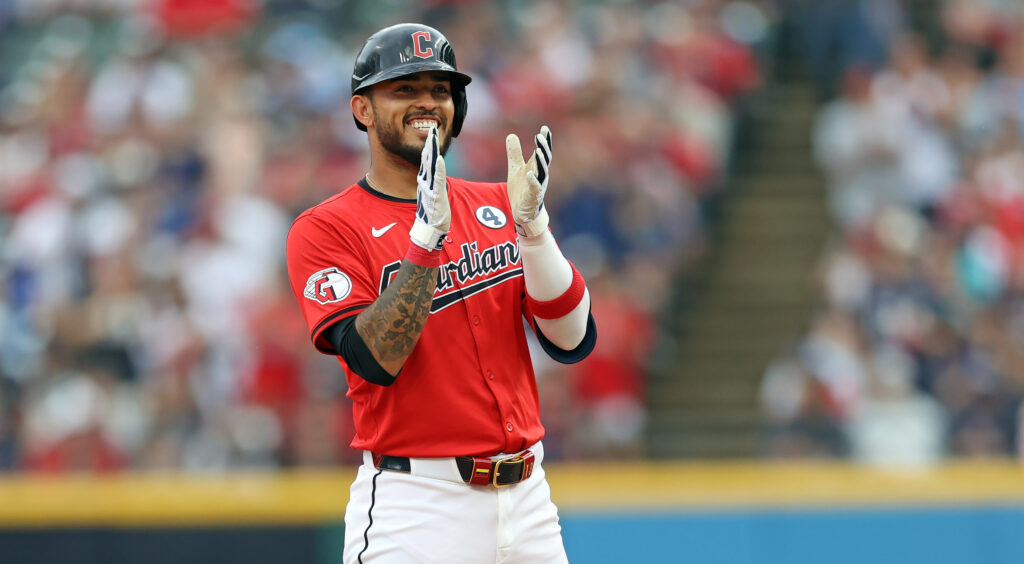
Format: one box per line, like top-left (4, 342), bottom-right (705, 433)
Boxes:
top-left (475, 205), bottom-right (507, 229)
top-left (304, 267), bottom-right (352, 304)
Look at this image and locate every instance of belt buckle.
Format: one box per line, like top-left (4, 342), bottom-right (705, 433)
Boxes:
top-left (492, 455), bottom-right (524, 487)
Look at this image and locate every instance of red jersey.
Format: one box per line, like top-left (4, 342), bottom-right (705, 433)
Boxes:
top-left (286, 178), bottom-right (543, 457)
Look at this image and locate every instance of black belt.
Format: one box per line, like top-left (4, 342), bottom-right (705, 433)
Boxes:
top-left (372, 451), bottom-right (536, 487)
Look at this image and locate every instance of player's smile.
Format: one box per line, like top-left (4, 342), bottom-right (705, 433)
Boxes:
top-left (407, 116), bottom-right (441, 138)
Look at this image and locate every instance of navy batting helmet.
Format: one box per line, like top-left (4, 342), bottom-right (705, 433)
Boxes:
top-left (351, 23), bottom-right (472, 137)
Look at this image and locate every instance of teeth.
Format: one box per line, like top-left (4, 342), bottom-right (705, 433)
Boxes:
top-left (410, 120), bottom-right (437, 130)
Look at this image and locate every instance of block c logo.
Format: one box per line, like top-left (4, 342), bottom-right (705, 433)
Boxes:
top-left (412, 31), bottom-right (433, 59)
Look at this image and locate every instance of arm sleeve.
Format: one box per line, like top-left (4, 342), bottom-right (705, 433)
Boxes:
top-left (323, 316), bottom-right (397, 386)
top-left (519, 229), bottom-right (591, 350)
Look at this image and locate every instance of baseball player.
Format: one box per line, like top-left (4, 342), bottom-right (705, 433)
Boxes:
top-left (285, 23), bottom-right (596, 563)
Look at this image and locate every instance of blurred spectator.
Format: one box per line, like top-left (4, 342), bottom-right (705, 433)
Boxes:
top-left (0, 0), bottom-right (766, 471)
top-left (763, 0), bottom-right (1024, 465)
top-left (565, 264), bottom-right (656, 460)
top-left (788, 0), bottom-right (901, 98)
top-left (814, 64), bottom-right (904, 230)
top-left (760, 352), bottom-right (846, 458)
top-left (844, 344), bottom-right (948, 467)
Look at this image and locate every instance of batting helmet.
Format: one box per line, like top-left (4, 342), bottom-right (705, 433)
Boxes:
top-left (351, 23), bottom-right (472, 137)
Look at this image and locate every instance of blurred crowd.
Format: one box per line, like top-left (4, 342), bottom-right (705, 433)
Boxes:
top-left (761, 0), bottom-right (1024, 466)
top-left (0, 0), bottom-right (765, 472)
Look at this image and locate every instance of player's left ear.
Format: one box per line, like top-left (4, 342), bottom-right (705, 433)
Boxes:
top-left (351, 95), bottom-right (374, 129)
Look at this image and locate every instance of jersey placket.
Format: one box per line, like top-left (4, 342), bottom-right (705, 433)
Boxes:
top-left (442, 223), bottom-right (520, 453)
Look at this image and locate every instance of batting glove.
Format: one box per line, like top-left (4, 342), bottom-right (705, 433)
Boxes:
top-left (506, 125), bottom-right (552, 238)
top-left (409, 127), bottom-right (451, 251)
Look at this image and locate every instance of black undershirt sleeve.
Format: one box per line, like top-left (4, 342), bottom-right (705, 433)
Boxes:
top-left (323, 316), bottom-right (397, 386)
top-left (327, 306), bottom-right (595, 382)
top-left (534, 309), bottom-right (597, 364)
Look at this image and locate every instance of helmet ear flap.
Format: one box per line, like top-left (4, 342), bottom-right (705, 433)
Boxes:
top-left (451, 85), bottom-right (467, 138)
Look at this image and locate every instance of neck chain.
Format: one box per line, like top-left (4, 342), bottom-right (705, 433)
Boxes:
top-left (365, 173), bottom-right (382, 191)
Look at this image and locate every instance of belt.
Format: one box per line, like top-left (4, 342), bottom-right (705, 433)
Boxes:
top-left (371, 450), bottom-right (536, 487)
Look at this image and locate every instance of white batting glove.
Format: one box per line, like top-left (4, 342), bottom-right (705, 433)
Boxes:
top-left (506, 125), bottom-right (552, 238)
top-left (409, 127), bottom-right (450, 251)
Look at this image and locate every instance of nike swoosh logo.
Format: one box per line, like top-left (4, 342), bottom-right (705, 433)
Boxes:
top-left (372, 223), bottom-right (398, 237)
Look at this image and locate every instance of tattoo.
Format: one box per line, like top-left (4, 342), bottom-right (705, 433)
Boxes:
top-left (355, 260), bottom-right (437, 367)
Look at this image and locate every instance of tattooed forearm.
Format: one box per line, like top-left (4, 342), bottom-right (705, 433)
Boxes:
top-left (355, 260), bottom-right (437, 375)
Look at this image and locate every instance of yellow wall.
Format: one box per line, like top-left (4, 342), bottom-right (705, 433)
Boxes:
top-left (3, 460), bottom-right (1024, 527)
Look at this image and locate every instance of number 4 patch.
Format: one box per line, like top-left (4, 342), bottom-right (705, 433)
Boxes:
top-left (475, 206), bottom-right (507, 229)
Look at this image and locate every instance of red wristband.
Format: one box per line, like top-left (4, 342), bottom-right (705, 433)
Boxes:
top-left (528, 262), bottom-right (586, 319)
top-left (405, 242), bottom-right (442, 268)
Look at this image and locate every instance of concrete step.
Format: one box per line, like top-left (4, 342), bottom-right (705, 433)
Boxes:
top-left (673, 339), bottom-right (802, 366)
top-left (722, 187), bottom-right (827, 205)
top-left (658, 354), bottom-right (780, 380)
top-left (648, 378), bottom-right (765, 407)
top-left (744, 129), bottom-right (814, 152)
top-left (672, 327), bottom-right (802, 353)
top-left (748, 104), bottom-right (819, 128)
top-left (716, 231), bottom-right (829, 250)
top-left (755, 83), bottom-right (818, 107)
top-left (648, 408), bottom-right (762, 428)
top-left (654, 360), bottom-right (771, 382)
top-left (717, 218), bottom-right (831, 242)
top-left (676, 325), bottom-right (802, 352)
top-left (673, 337), bottom-right (794, 357)
top-left (673, 344), bottom-right (802, 369)
top-left (770, 57), bottom-right (815, 85)
top-left (732, 173), bottom-right (825, 195)
top-left (646, 429), bottom-right (761, 459)
top-left (708, 256), bottom-right (822, 279)
top-left (683, 315), bottom-right (810, 338)
top-left (708, 242), bottom-right (824, 265)
top-left (646, 29), bottom-right (828, 457)
top-left (689, 291), bottom-right (816, 314)
top-left (687, 299), bottom-right (815, 324)
top-left (725, 193), bottom-right (826, 214)
top-left (647, 393), bottom-right (759, 413)
top-left (735, 151), bottom-right (820, 174)
top-left (721, 202), bottom-right (829, 220)
top-left (650, 357), bottom-right (776, 381)
top-left (705, 265), bottom-right (817, 286)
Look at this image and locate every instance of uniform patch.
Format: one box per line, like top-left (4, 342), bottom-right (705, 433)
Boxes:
top-left (304, 267), bottom-right (352, 304)
top-left (475, 206), bottom-right (507, 229)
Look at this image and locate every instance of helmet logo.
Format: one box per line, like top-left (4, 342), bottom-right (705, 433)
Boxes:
top-left (412, 31), bottom-right (433, 59)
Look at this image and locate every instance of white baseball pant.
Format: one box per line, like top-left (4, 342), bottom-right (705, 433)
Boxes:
top-left (343, 441), bottom-right (568, 563)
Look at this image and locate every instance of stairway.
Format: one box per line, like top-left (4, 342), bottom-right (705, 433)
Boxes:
top-left (645, 35), bottom-right (831, 458)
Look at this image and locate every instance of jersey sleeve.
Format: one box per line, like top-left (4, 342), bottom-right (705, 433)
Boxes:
top-left (286, 211), bottom-right (378, 353)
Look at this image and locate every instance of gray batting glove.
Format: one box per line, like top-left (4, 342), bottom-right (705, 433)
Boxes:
top-left (409, 127), bottom-right (451, 251)
top-left (507, 125), bottom-right (552, 238)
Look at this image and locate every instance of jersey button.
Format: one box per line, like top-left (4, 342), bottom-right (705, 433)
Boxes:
top-left (445, 235), bottom-right (453, 244)
top-left (505, 422), bottom-right (514, 432)
top-left (473, 316), bottom-right (480, 326)
top-left (488, 371), bottom-right (495, 380)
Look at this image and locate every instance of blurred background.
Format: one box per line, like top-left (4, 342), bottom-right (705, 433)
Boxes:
top-left (2, 0), bottom-right (1024, 562)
